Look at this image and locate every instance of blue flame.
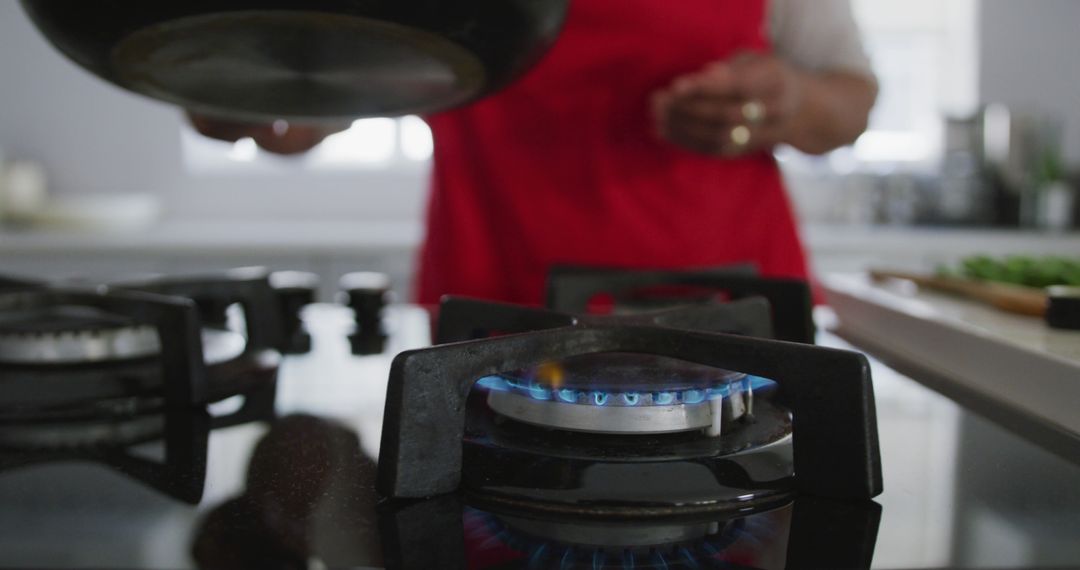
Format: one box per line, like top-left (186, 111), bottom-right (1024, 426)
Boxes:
top-left (529, 543), bottom-right (548, 566)
top-left (474, 372), bottom-right (780, 410)
top-left (528, 383), bottom-right (552, 401)
top-left (560, 548), bottom-right (575, 569)
top-left (679, 547), bottom-right (700, 568)
top-left (476, 375), bottom-right (509, 391)
top-left (706, 384), bottom-right (732, 400)
top-left (653, 391), bottom-right (676, 405)
top-left (745, 375), bottom-right (776, 391)
top-left (683, 389), bottom-right (706, 404)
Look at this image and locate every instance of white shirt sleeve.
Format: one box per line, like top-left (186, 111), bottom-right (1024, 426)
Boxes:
top-left (768, 0), bottom-right (875, 79)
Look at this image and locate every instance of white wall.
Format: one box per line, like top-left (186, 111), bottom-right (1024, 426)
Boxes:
top-left (979, 0), bottom-right (1080, 167)
top-left (0, 2), bottom-right (428, 222)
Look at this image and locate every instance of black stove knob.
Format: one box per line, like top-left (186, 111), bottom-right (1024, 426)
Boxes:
top-left (1047, 286), bottom-right (1080, 330)
top-left (340, 272), bottom-right (390, 356)
top-left (269, 271), bottom-right (320, 354)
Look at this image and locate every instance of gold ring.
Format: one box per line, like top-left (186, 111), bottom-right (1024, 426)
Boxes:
top-left (741, 100), bottom-right (766, 124)
top-left (730, 125), bottom-right (752, 148)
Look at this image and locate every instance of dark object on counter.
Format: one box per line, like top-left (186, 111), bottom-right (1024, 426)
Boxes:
top-left (341, 272), bottom-right (390, 356)
top-left (378, 296), bottom-right (882, 510)
top-left (20, 0), bottom-right (568, 122)
top-left (1047, 286), bottom-right (1080, 331)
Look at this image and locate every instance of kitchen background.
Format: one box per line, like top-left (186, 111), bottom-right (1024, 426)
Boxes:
top-left (1, 0), bottom-right (1078, 299)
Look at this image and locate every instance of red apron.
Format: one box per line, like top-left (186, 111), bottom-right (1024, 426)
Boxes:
top-left (418, 0), bottom-right (810, 307)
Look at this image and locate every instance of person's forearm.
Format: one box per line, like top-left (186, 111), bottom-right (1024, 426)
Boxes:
top-left (783, 71), bottom-right (877, 155)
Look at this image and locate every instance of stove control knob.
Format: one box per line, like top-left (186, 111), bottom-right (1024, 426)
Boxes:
top-left (1047, 286), bottom-right (1080, 331)
top-left (269, 271), bottom-right (320, 354)
top-left (340, 272), bottom-right (390, 356)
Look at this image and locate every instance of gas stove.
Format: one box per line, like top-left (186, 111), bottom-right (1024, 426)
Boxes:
top-left (0, 267), bottom-right (386, 503)
top-left (1, 266), bottom-right (1079, 569)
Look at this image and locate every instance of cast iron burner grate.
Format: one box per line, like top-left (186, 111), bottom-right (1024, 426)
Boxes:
top-left (0, 268), bottom-right (316, 502)
top-left (376, 296), bottom-right (882, 514)
top-left (545, 265), bottom-right (815, 344)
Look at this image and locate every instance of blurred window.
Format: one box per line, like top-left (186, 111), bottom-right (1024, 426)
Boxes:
top-left (180, 116), bottom-right (433, 174)
top-left (781, 0), bottom-right (978, 170)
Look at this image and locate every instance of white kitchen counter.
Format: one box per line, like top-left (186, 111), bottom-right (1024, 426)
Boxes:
top-left (823, 272), bottom-right (1080, 460)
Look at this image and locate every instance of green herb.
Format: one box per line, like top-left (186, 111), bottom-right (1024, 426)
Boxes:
top-left (943, 255), bottom-right (1080, 288)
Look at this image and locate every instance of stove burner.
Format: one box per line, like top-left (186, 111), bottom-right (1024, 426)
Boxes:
top-left (0, 305), bottom-right (159, 364)
top-left (0, 268), bottom-right (318, 503)
top-left (0, 304), bottom-right (246, 366)
top-left (379, 297), bottom-right (883, 509)
top-left (477, 353), bottom-right (774, 435)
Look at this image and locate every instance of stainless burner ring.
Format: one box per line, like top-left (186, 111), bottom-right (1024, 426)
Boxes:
top-left (483, 375), bottom-right (761, 435)
top-left (0, 327), bottom-right (246, 366)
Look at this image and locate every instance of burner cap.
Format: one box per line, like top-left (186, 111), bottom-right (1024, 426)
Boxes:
top-left (479, 353), bottom-right (770, 435)
top-left (0, 305), bottom-right (246, 366)
top-left (0, 305), bottom-right (131, 334)
top-left (0, 305), bottom-right (158, 365)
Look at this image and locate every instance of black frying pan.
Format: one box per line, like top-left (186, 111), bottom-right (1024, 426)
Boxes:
top-left (21, 0), bottom-right (569, 122)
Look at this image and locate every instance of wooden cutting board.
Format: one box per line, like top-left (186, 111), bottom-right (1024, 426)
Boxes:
top-left (869, 269), bottom-right (1048, 317)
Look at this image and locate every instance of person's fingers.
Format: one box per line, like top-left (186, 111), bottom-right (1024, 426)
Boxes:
top-left (187, 113), bottom-right (351, 155)
top-left (719, 123), bottom-right (785, 157)
top-left (668, 94), bottom-right (748, 127)
top-left (731, 56), bottom-right (794, 110)
top-left (252, 125), bottom-right (333, 156)
top-left (663, 108), bottom-right (741, 155)
top-left (187, 112), bottom-right (263, 143)
top-left (670, 64), bottom-right (738, 98)
top-left (663, 107), bottom-right (783, 157)
top-left (736, 64), bottom-right (782, 99)
top-left (664, 120), bottom-right (726, 155)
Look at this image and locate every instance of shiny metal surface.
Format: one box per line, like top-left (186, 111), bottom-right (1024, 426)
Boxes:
top-left (112, 11), bottom-right (486, 121)
top-left (0, 324), bottom-right (159, 364)
top-left (487, 386), bottom-right (751, 435)
top-left (0, 326), bottom-right (246, 366)
top-left (487, 388), bottom-right (713, 434)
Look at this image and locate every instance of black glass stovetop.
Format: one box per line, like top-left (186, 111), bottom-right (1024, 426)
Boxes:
top-left (1, 304), bottom-right (1079, 569)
